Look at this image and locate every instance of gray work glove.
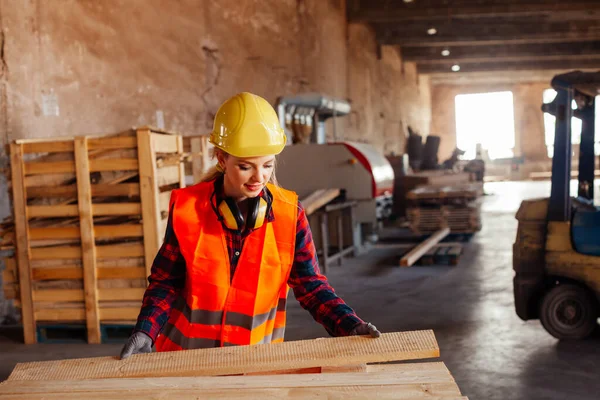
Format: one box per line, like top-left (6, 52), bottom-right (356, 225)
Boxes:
top-left (351, 322), bottom-right (381, 338)
top-left (119, 331), bottom-right (153, 360)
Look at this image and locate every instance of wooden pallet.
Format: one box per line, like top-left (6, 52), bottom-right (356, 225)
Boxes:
top-left (2, 127), bottom-right (187, 344)
top-left (416, 245), bottom-right (463, 266)
top-left (0, 330), bottom-right (469, 399)
top-left (36, 322), bottom-right (134, 344)
top-left (408, 205), bottom-right (481, 234)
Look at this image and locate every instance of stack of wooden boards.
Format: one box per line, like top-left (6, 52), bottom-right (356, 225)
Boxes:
top-left (403, 172), bottom-right (483, 234)
top-left (0, 330), bottom-right (468, 399)
top-left (0, 127), bottom-right (189, 344)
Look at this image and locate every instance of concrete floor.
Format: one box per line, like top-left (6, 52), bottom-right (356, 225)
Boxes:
top-left (1, 181), bottom-right (600, 399)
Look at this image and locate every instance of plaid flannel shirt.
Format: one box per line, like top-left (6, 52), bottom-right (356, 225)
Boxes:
top-left (134, 180), bottom-right (363, 341)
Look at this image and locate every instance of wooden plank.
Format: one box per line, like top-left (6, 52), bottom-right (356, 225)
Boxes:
top-left (27, 203), bottom-right (140, 218)
top-left (28, 225), bottom-right (142, 240)
top-left (74, 137), bottom-right (101, 344)
top-left (93, 203), bottom-right (141, 216)
top-left (89, 158), bottom-right (138, 172)
top-left (28, 227), bottom-right (79, 240)
top-left (157, 165), bottom-right (181, 187)
top-left (3, 268), bottom-right (15, 283)
top-left (31, 266), bottom-right (146, 281)
top-left (98, 288), bottom-right (146, 301)
top-left (91, 183), bottom-right (140, 197)
top-left (0, 386), bottom-right (466, 400)
top-left (30, 243), bottom-right (144, 260)
top-left (7, 330), bottom-right (439, 380)
top-left (87, 136), bottom-right (137, 150)
top-left (137, 129), bottom-right (162, 277)
top-left (32, 267), bottom-right (82, 280)
top-left (28, 205), bottom-right (78, 218)
top-left (0, 364), bottom-right (462, 398)
top-left (97, 266), bottom-right (147, 279)
top-left (34, 308), bottom-right (85, 321)
top-left (159, 190), bottom-right (172, 214)
top-left (23, 159), bottom-right (138, 175)
top-left (177, 135), bottom-right (186, 188)
top-left (23, 161), bottom-right (74, 175)
top-left (400, 228), bottom-right (451, 267)
top-left (9, 143), bottom-right (37, 344)
top-left (21, 141), bottom-right (74, 154)
top-left (97, 243), bottom-right (145, 258)
top-left (301, 189), bottom-right (341, 216)
top-left (33, 307), bottom-right (140, 322)
top-left (95, 224), bottom-right (143, 238)
top-left (26, 183), bottom-right (140, 198)
top-left (190, 136), bottom-right (205, 183)
top-left (31, 288), bottom-right (146, 302)
top-left (151, 132), bottom-right (179, 153)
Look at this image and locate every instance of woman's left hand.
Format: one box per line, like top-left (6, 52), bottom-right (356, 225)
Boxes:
top-left (351, 322), bottom-right (381, 338)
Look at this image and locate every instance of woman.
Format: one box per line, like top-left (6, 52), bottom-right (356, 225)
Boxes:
top-left (120, 92), bottom-right (379, 358)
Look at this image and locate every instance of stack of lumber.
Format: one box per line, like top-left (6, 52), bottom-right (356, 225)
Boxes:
top-left (402, 171), bottom-right (473, 192)
top-left (406, 183), bottom-right (483, 234)
top-left (1, 127), bottom-right (186, 344)
top-left (300, 188), bottom-right (341, 216)
top-left (0, 330), bottom-right (468, 399)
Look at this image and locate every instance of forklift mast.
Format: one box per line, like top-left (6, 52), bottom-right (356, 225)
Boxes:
top-left (543, 73), bottom-right (597, 222)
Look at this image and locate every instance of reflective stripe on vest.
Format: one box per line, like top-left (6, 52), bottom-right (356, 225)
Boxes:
top-left (155, 182), bottom-right (297, 351)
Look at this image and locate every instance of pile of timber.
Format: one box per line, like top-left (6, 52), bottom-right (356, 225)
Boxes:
top-left (406, 183), bottom-right (483, 234)
top-left (1, 127), bottom-right (188, 344)
top-left (300, 188), bottom-right (341, 216)
top-left (0, 330), bottom-right (469, 399)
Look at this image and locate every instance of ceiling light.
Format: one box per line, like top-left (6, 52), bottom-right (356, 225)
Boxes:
top-left (427, 27), bottom-right (437, 35)
top-left (403, 0), bottom-right (414, 2)
top-left (451, 65), bottom-right (460, 72)
top-left (441, 49), bottom-right (450, 56)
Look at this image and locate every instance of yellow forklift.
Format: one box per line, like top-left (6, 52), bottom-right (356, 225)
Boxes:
top-left (514, 71), bottom-right (600, 340)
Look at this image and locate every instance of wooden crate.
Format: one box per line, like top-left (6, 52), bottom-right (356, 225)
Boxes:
top-left (2, 127), bottom-right (186, 344)
top-left (182, 135), bottom-right (215, 184)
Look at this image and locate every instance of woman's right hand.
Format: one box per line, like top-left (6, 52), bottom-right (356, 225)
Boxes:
top-left (119, 331), bottom-right (153, 360)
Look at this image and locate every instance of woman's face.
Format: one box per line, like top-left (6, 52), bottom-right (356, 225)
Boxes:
top-left (218, 153), bottom-right (275, 201)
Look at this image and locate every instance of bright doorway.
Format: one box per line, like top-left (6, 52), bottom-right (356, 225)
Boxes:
top-left (542, 89), bottom-right (600, 158)
top-left (455, 91), bottom-right (516, 160)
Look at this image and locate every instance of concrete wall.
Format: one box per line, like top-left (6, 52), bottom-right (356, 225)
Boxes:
top-left (431, 82), bottom-right (549, 167)
top-left (0, 0), bottom-right (431, 320)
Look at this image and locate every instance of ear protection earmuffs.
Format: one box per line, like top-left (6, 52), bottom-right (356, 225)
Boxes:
top-left (217, 195), bottom-right (268, 231)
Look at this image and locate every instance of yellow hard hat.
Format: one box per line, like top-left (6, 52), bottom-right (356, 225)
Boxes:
top-left (209, 92), bottom-right (287, 157)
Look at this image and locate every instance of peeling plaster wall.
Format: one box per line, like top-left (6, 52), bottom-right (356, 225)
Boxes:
top-left (0, 0), bottom-right (432, 319)
top-left (347, 23), bottom-right (431, 154)
top-left (0, 0), bottom-right (430, 151)
top-left (431, 82), bottom-right (549, 166)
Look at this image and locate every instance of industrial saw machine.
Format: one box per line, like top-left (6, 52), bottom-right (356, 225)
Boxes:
top-left (275, 94), bottom-right (395, 254)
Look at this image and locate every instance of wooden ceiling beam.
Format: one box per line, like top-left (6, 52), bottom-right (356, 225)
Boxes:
top-left (379, 33), bottom-right (600, 47)
top-left (348, 1), bottom-right (600, 22)
top-left (401, 42), bottom-right (600, 62)
top-left (417, 59), bottom-right (600, 74)
top-left (418, 54), bottom-right (600, 66)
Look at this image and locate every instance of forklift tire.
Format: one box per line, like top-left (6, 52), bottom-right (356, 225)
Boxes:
top-left (540, 284), bottom-right (598, 340)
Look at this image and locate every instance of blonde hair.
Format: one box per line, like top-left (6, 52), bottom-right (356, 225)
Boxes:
top-left (199, 148), bottom-right (280, 186)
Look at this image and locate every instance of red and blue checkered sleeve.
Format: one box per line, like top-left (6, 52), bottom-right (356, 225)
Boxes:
top-left (287, 201), bottom-right (363, 337)
top-left (134, 205), bottom-right (186, 342)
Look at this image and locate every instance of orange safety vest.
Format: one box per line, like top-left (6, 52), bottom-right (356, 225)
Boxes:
top-left (154, 181), bottom-right (298, 351)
